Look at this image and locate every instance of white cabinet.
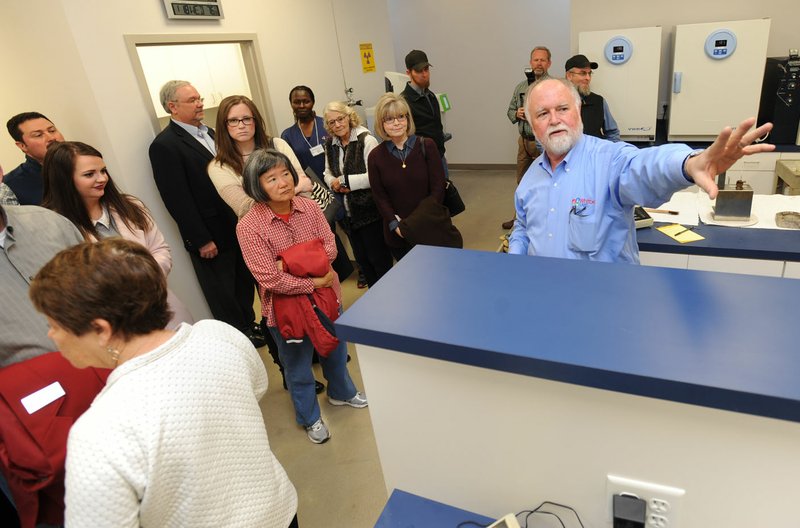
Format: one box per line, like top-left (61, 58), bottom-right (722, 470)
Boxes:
top-left (784, 261), bottom-right (800, 279)
top-left (725, 152), bottom-right (781, 194)
top-left (640, 251), bottom-right (688, 269)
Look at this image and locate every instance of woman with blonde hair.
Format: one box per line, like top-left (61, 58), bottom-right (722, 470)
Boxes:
top-left (367, 92), bottom-right (447, 261)
top-left (322, 101), bottom-right (391, 287)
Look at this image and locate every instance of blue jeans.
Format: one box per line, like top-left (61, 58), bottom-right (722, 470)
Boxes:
top-left (268, 327), bottom-right (357, 427)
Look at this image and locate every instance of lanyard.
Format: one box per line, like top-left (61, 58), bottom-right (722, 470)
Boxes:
top-left (298, 120), bottom-right (321, 149)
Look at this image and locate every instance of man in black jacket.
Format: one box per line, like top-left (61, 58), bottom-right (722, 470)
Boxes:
top-left (565, 54), bottom-right (620, 142)
top-left (148, 80), bottom-right (265, 348)
top-left (401, 50), bottom-right (448, 174)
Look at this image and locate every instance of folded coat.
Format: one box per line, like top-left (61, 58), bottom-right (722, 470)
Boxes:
top-left (272, 239), bottom-right (340, 356)
top-left (399, 195), bottom-right (464, 249)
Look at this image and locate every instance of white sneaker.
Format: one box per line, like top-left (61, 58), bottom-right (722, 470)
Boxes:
top-left (328, 391), bottom-right (368, 408)
top-left (305, 418), bottom-right (331, 444)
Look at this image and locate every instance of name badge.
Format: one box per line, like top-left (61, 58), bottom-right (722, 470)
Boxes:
top-left (21, 381), bottom-right (66, 414)
top-left (309, 144), bottom-right (324, 157)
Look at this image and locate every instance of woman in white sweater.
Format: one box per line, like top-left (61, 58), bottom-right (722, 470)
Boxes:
top-left (29, 238), bottom-right (298, 528)
top-left (208, 95), bottom-right (310, 219)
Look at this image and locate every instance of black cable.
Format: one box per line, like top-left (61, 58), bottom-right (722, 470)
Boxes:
top-left (457, 499), bottom-right (585, 528)
top-left (523, 509), bottom-right (566, 528)
top-left (456, 521), bottom-right (490, 528)
top-left (523, 500), bottom-right (585, 528)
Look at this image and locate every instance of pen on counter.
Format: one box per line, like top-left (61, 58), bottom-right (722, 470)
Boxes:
top-left (672, 227), bottom-right (692, 237)
top-left (644, 208), bottom-right (679, 215)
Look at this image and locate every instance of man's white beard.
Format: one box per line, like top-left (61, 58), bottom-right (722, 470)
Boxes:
top-left (538, 122), bottom-right (584, 157)
top-left (576, 84), bottom-right (591, 96)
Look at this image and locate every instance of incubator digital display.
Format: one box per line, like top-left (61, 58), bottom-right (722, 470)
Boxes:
top-left (604, 36), bottom-right (633, 65)
top-left (705, 29), bottom-right (737, 60)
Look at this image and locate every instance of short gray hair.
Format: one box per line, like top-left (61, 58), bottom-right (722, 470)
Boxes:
top-left (242, 149), bottom-right (299, 204)
top-left (524, 77), bottom-right (582, 123)
top-left (531, 46), bottom-right (552, 61)
top-left (159, 80), bottom-right (191, 113)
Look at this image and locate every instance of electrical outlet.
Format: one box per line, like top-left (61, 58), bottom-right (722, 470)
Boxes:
top-left (607, 474), bottom-right (685, 528)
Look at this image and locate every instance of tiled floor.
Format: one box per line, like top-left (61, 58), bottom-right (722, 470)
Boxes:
top-left (256, 169), bottom-right (517, 528)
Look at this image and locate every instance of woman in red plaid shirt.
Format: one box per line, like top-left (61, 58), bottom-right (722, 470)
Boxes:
top-left (236, 149), bottom-right (367, 444)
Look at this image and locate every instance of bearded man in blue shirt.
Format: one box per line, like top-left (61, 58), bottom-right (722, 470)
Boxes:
top-left (508, 78), bottom-right (774, 263)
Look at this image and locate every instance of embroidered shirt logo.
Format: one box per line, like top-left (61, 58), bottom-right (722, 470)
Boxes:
top-left (570, 197), bottom-right (595, 217)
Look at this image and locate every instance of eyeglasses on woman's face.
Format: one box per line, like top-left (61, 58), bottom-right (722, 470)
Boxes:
top-left (226, 116), bottom-right (254, 127)
top-left (326, 115), bottom-right (348, 128)
top-left (383, 114), bottom-right (408, 125)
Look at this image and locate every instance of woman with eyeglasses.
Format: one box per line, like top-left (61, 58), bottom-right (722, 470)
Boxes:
top-left (209, 95), bottom-right (325, 394)
top-left (367, 92), bottom-right (447, 261)
top-left (322, 101), bottom-right (392, 288)
top-left (209, 95), bottom-right (310, 219)
top-left (41, 141), bottom-right (193, 329)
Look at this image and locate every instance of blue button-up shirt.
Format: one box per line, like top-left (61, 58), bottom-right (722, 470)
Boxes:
top-left (508, 134), bottom-right (693, 263)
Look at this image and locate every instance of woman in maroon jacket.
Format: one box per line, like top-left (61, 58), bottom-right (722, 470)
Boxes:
top-left (367, 93), bottom-right (446, 261)
top-left (236, 149), bottom-right (367, 444)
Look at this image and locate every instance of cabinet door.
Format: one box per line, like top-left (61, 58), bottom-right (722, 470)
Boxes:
top-left (669, 19), bottom-right (770, 141)
top-left (687, 255), bottom-right (784, 277)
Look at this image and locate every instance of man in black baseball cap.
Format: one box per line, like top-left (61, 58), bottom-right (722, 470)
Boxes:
top-left (564, 54), bottom-right (620, 142)
top-left (401, 49), bottom-right (448, 173)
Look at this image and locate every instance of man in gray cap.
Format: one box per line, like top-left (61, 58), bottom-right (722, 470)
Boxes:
top-left (565, 54), bottom-right (620, 142)
top-left (401, 50), bottom-right (447, 168)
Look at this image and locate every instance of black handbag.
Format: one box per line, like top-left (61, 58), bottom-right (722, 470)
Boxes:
top-left (443, 180), bottom-right (465, 217)
top-left (420, 138), bottom-right (465, 217)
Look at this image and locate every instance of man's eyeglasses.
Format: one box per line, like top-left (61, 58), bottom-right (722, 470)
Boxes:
top-left (226, 116), bottom-right (254, 127)
top-left (383, 114), bottom-right (408, 124)
top-left (568, 70), bottom-right (593, 78)
top-left (177, 97), bottom-right (204, 105)
top-left (326, 115), bottom-right (348, 127)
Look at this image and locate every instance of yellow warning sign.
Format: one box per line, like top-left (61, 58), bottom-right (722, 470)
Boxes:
top-left (360, 43), bottom-right (376, 73)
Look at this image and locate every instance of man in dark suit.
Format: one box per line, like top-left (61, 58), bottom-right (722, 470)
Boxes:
top-left (148, 80), bottom-right (265, 347)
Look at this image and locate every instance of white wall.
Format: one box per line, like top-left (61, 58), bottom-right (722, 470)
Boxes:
top-left (0, 0), bottom-right (395, 319)
top-left (386, 0), bottom-right (572, 165)
top-left (571, 0), bottom-right (799, 118)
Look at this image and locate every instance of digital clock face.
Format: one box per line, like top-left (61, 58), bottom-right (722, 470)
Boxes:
top-left (164, 1), bottom-right (224, 20)
top-left (172, 4), bottom-right (220, 16)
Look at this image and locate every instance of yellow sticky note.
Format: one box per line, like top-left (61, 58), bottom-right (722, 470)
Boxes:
top-left (657, 223), bottom-right (705, 243)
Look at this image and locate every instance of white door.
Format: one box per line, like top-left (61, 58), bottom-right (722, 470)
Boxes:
top-left (579, 26), bottom-right (662, 142)
top-left (668, 19), bottom-right (770, 141)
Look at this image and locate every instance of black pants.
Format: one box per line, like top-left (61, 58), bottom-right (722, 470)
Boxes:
top-left (347, 220), bottom-right (393, 287)
top-left (389, 243), bottom-right (412, 262)
top-left (189, 247), bottom-right (256, 331)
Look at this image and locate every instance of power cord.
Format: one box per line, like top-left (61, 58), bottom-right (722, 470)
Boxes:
top-left (456, 500), bottom-right (585, 528)
top-left (521, 501), bottom-right (585, 528)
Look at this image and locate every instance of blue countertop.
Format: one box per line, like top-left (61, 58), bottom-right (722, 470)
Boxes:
top-left (337, 246), bottom-right (800, 423)
top-left (637, 222), bottom-right (800, 261)
top-left (374, 489), bottom-right (493, 527)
